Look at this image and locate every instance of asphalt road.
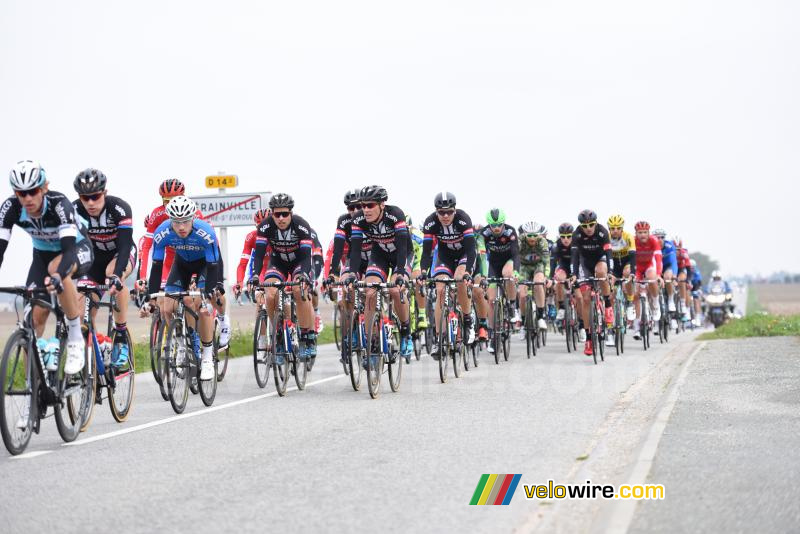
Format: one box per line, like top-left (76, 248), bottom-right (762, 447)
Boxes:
top-left (2, 290), bottom-right (778, 534)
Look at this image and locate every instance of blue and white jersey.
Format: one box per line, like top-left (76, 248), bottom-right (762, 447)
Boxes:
top-left (0, 191), bottom-right (87, 252)
top-left (661, 239), bottom-right (677, 272)
top-left (152, 218), bottom-right (220, 263)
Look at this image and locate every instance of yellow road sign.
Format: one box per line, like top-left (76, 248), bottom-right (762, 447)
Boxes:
top-left (205, 175), bottom-right (238, 189)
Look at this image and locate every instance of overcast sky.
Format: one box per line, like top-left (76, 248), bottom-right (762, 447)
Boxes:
top-left (1, 0), bottom-right (797, 282)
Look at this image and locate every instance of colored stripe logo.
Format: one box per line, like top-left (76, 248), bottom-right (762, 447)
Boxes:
top-left (470, 474), bottom-right (522, 505)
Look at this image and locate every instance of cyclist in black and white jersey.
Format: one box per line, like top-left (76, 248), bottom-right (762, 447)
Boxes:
top-left (0, 160), bottom-right (93, 378)
top-left (419, 192), bottom-right (476, 356)
top-left (72, 168), bottom-right (137, 366)
top-left (345, 185), bottom-right (414, 360)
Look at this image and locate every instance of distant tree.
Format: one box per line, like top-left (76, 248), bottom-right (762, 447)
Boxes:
top-left (691, 252), bottom-right (719, 285)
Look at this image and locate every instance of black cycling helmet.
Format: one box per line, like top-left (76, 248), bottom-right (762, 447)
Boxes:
top-left (359, 185), bottom-right (388, 202)
top-left (434, 191), bottom-right (456, 209)
top-left (268, 193), bottom-right (294, 210)
top-left (343, 188), bottom-right (360, 206)
top-left (558, 222), bottom-right (575, 235)
top-left (577, 209), bottom-right (597, 224)
top-left (73, 168), bottom-right (107, 195)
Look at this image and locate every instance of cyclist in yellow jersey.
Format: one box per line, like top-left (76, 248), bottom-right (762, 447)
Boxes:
top-left (607, 214), bottom-right (636, 340)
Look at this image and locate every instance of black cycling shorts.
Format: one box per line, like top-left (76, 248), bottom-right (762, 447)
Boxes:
top-left (576, 254), bottom-right (606, 286)
top-left (165, 256), bottom-right (210, 292)
top-left (487, 254), bottom-right (514, 279)
top-left (264, 255), bottom-right (310, 282)
top-left (26, 241), bottom-right (94, 288)
top-left (610, 255), bottom-right (631, 279)
top-left (86, 247), bottom-right (138, 285)
top-left (432, 250), bottom-right (468, 277)
top-left (365, 248), bottom-right (413, 282)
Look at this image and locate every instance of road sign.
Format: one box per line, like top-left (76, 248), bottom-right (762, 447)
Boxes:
top-left (191, 192), bottom-right (270, 227)
top-left (205, 174), bottom-right (238, 189)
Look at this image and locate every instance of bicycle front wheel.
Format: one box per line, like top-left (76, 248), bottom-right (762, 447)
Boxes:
top-left (366, 314), bottom-right (382, 398)
top-left (165, 319), bottom-right (190, 414)
top-left (58, 335), bottom-right (94, 442)
top-left (0, 330), bottom-right (35, 455)
top-left (74, 336), bottom-right (98, 433)
top-left (388, 323), bottom-right (403, 392)
top-left (348, 311), bottom-right (363, 391)
top-left (272, 316), bottom-right (290, 396)
top-left (109, 327), bottom-right (136, 422)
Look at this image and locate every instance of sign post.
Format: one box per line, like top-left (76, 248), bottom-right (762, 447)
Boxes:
top-left (193, 174), bottom-right (270, 286)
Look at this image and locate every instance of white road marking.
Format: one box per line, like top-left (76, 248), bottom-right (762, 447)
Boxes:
top-left (10, 450), bottom-right (53, 460)
top-left (63, 373), bottom-right (346, 448)
top-left (604, 341), bottom-right (706, 534)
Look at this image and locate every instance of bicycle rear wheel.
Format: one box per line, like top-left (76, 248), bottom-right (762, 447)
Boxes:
top-left (452, 314), bottom-right (462, 379)
top-left (199, 341), bottom-right (218, 407)
top-left (109, 327), bottom-right (135, 422)
top-left (0, 330), bottom-right (35, 455)
top-left (253, 310), bottom-right (270, 388)
top-left (333, 304), bottom-right (341, 352)
top-left (149, 314), bottom-right (162, 384)
top-left (272, 315), bottom-right (290, 397)
top-left (165, 319), bottom-right (190, 414)
top-left (388, 323), bottom-right (403, 392)
top-left (154, 320), bottom-right (169, 401)
top-left (57, 335), bottom-right (94, 442)
top-left (292, 329), bottom-right (307, 391)
top-left (525, 302), bottom-right (534, 358)
top-left (215, 317), bottom-right (229, 382)
top-left (589, 301), bottom-right (598, 365)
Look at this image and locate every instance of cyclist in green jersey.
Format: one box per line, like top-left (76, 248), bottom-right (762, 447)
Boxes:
top-left (407, 216), bottom-right (427, 329)
top-left (518, 221), bottom-right (551, 337)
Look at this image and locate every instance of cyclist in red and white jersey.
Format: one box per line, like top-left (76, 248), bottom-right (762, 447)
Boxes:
top-left (632, 220), bottom-right (663, 339)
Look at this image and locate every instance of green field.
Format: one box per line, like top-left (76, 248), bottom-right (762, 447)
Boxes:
top-left (698, 286), bottom-right (800, 340)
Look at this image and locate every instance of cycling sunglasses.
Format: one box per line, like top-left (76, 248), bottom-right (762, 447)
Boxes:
top-left (272, 211), bottom-right (292, 219)
top-left (580, 222), bottom-right (597, 229)
top-left (14, 187), bottom-right (41, 198)
top-left (437, 209), bottom-right (455, 216)
top-left (559, 234), bottom-right (572, 239)
top-left (489, 223), bottom-right (504, 228)
top-left (361, 202), bottom-right (378, 209)
top-left (608, 226), bottom-right (622, 231)
top-left (80, 193), bottom-right (103, 202)
top-left (347, 204), bottom-right (362, 211)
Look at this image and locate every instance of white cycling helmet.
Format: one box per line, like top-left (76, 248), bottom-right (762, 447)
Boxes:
top-left (521, 221), bottom-right (546, 236)
top-left (653, 228), bottom-right (667, 238)
top-left (9, 160), bottom-right (46, 191)
top-left (711, 270), bottom-right (722, 279)
top-left (166, 195), bottom-right (197, 221)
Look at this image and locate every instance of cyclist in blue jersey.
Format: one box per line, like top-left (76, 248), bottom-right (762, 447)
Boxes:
top-left (0, 160), bottom-right (93, 376)
top-left (689, 259), bottom-right (703, 326)
top-left (144, 196), bottom-right (222, 380)
top-left (653, 228), bottom-right (678, 330)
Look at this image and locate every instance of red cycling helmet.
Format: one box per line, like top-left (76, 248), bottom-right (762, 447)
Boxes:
top-left (634, 220), bottom-right (650, 231)
top-left (159, 178), bottom-right (185, 198)
top-left (254, 208), bottom-right (270, 225)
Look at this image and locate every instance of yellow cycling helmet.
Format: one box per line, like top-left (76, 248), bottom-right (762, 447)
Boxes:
top-left (607, 214), bottom-right (625, 228)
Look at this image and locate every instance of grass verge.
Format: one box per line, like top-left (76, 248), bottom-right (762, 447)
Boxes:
top-left (132, 326), bottom-right (337, 373)
top-left (697, 314), bottom-right (800, 340)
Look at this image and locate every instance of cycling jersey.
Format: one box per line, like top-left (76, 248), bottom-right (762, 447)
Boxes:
top-left (251, 213), bottom-right (314, 281)
top-left (677, 246), bottom-right (691, 273)
top-left (236, 229), bottom-right (270, 285)
top-left (480, 224), bottom-right (520, 273)
top-left (148, 218), bottom-right (221, 296)
top-left (138, 204), bottom-right (204, 281)
top-left (661, 239), bottom-right (677, 273)
top-left (73, 195), bottom-right (134, 278)
top-left (609, 231), bottom-right (635, 260)
top-left (473, 232), bottom-right (488, 277)
top-left (550, 240), bottom-right (572, 277)
top-left (410, 226), bottom-right (423, 273)
top-left (0, 191), bottom-right (90, 280)
top-left (310, 229), bottom-right (324, 280)
top-left (634, 235), bottom-right (663, 278)
top-left (330, 212), bottom-right (372, 277)
top-left (348, 205), bottom-right (410, 277)
top-left (420, 209), bottom-right (476, 275)
top-left (519, 235), bottom-right (550, 277)
top-left (570, 224), bottom-right (611, 277)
